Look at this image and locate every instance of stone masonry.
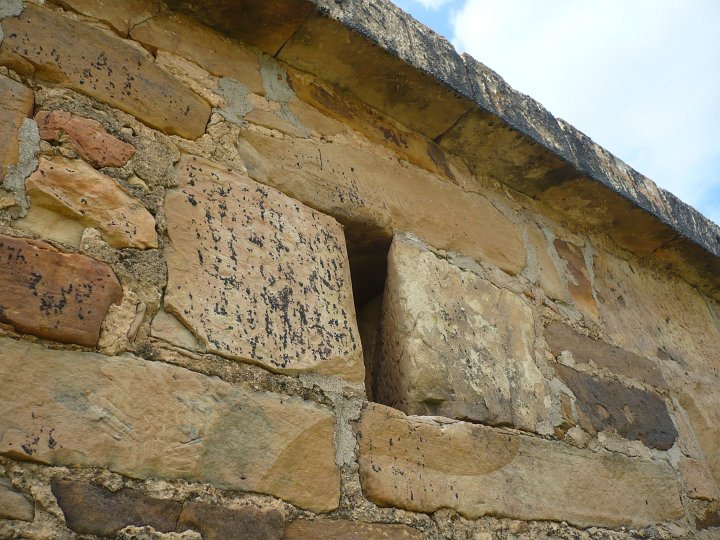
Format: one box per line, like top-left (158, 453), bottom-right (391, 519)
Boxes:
top-left (0, 1), bottom-right (718, 539)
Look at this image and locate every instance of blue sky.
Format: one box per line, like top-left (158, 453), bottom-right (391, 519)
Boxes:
top-left (393, 0), bottom-right (720, 226)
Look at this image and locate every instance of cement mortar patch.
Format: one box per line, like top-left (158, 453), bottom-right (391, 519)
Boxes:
top-left (3, 118), bottom-right (39, 214)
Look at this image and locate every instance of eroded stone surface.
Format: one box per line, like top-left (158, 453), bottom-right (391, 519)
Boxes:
top-left (0, 234), bottom-right (122, 346)
top-left (284, 519), bottom-right (424, 539)
top-left (50, 0), bottom-right (160, 36)
top-left (358, 403), bottom-right (684, 528)
top-left (2, 4), bottom-right (210, 138)
top-left (555, 364), bottom-right (677, 450)
top-left (0, 74), bottom-right (34, 180)
top-left (177, 501), bottom-right (284, 540)
top-left (526, 223), bottom-right (565, 301)
top-left (554, 239), bottom-right (599, 321)
top-left (0, 338), bottom-right (340, 512)
top-left (35, 110), bottom-right (136, 168)
top-left (545, 321), bottom-right (666, 388)
top-left (130, 13), bottom-right (263, 94)
top-left (376, 236), bottom-right (547, 431)
top-left (0, 477), bottom-right (34, 522)
top-left (680, 458), bottom-right (719, 501)
top-left (19, 157), bottom-right (157, 249)
top-left (164, 155), bottom-right (363, 382)
top-left (52, 480), bottom-right (181, 537)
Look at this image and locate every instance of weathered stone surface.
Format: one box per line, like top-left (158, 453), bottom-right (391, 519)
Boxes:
top-left (284, 519), bottom-right (424, 539)
top-left (554, 365), bottom-right (677, 450)
top-left (177, 501), bottom-right (284, 540)
top-left (164, 155), bottom-right (363, 382)
top-left (680, 458), bottom-right (719, 501)
top-left (130, 13), bottom-right (264, 95)
top-left (0, 338), bottom-right (340, 512)
top-left (19, 157), bottom-right (157, 249)
top-left (594, 251), bottom-right (720, 482)
top-left (35, 110), bottom-right (136, 168)
top-left (545, 321), bottom-right (666, 388)
top-left (50, 0), bottom-right (160, 36)
top-left (0, 477), bottom-right (34, 522)
top-left (553, 239), bottom-right (599, 321)
top-left (358, 403), bottom-right (683, 528)
top-left (697, 503), bottom-right (720, 530)
top-left (2, 4), bottom-right (210, 139)
top-left (52, 480), bottom-right (181, 537)
top-left (526, 223), bottom-right (565, 301)
top-left (239, 128), bottom-right (526, 275)
top-left (0, 74), bottom-right (33, 180)
top-left (150, 308), bottom-right (203, 352)
top-left (279, 1), bottom-right (473, 139)
top-left (376, 236), bottom-right (547, 431)
top-left (0, 234), bottom-right (122, 346)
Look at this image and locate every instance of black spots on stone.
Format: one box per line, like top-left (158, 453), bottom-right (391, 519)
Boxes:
top-left (187, 194), bottom-right (198, 207)
top-left (197, 250), bottom-right (204, 264)
top-left (27, 272), bottom-right (42, 292)
top-left (249, 233), bottom-right (264, 248)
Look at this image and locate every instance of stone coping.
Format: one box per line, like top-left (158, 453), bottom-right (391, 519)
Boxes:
top-left (106, 0), bottom-right (720, 298)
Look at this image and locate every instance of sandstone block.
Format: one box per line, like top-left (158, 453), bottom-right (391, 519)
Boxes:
top-left (52, 480), bottom-right (181, 537)
top-left (284, 519), bottom-right (424, 539)
top-left (555, 365), bottom-right (677, 450)
top-left (0, 74), bottom-right (34, 180)
top-left (553, 239), bottom-right (599, 321)
top-left (178, 501), bottom-right (284, 540)
top-left (0, 477), bottom-right (34, 522)
top-left (545, 321), bottom-right (666, 388)
top-left (164, 155), bottom-right (363, 382)
top-left (358, 403), bottom-right (684, 528)
top-left (0, 234), bottom-right (122, 346)
top-left (239, 128), bottom-right (526, 275)
top-left (35, 110), bottom-right (135, 168)
top-left (526, 223), bottom-right (565, 301)
top-left (50, 0), bottom-right (160, 36)
top-left (130, 13), bottom-right (264, 95)
top-left (2, 4), bottom-right (210, 139)
top-left (680, 458), bottom-right (719, 501)
top-left (375, 236), bottom-right (547, 431)
top-left (19, 157), bottom-right (157, 249)
top-left (0, 338), bottom-right (340, 512)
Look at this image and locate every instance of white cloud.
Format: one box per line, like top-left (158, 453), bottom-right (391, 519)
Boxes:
top-left (450, 0), bottom-right (720, 224)
top-left (406, 0), bottom-right (455, 11)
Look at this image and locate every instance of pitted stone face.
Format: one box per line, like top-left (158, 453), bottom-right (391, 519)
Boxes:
top-left (163, 155), bottom-right (363, 382)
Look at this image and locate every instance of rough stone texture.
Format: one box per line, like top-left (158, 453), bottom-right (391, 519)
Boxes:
top-left (279, 1), bottom-right (472, 139)
top-left (358, 403), bottom-right (684, 528)
top-left (52, 480), bottom-right (182, 537)
top-left (239, 128), bottom-right (526, 276)
top-left (554, 365), bottom-right (677, 450)
top-left (2, 4), bottom-right (211, 139)
top-left (177, 501), bottom-right (284, 540)
top-left (545, 321), bottom-right (666, 388)
top-left (130, 13), bottom-right (264, 95)
top-left (0, 74), bottom-right (34, 180)
top-left (680, 458), bottom-right (720, 501)
top-left (553, 239), bottom-right (599, 321)
top-left (0, 477), bottom-right (34, 522)
top-left (0, 338), bottom-right (340, 512)
top-left (0, 234), bottom-right (122, 346)
top-left (164, 155), bottom-right (363, 382)
top-left (526, 223), bottom-right (565, 301)
top-left (376, 236), bottom-right (547, 431)
top-left (594, 251), bottom-right (720, 483)
top-left (19, 156), bottom-right (157, 249)
top-left (35, 110), bottom-right (136, 168)
top-left (49, 0), bottom-right (160, 36)
top-left (284, 519), bottom-right (424, 539)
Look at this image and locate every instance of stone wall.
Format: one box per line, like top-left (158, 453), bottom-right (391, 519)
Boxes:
top-left (0, 1), bottom-right (719, 539)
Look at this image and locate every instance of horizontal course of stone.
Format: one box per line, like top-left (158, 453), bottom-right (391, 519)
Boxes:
top-left (164, 0), bottom-right (720, 299)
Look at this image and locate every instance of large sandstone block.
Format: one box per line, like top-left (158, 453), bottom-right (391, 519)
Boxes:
top-left (35, 110), bottom-right (136, 168)
top-left (49, 0), bottom-right (160, 36)
top-left (0, 478), bottom-right (34, 522)
top-left (0, 234), bottom-right (122, 346)
top-left (240, 128), bottom-right (526, 275)
top-left (0, 338), bottom-right (340, 512)
top-left (19, 157), bottom-right (157, 249)
top-left (0, 74), bottom-right (34, 180)
top-left (358, 403), bottom-right (684, 528)
top-left (284, 519), bottom-right (424, 539)
top-left (164, 155), bottom-right (363, 382)
top-left (555, 365), bottom-right (677, 450)
top-left (2, 4), bottom-right (210, 139)
top-left (375, 236), bottom-right (547, 431)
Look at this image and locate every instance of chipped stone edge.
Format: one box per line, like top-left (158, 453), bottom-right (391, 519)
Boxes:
top-left (308, 0), bottom-right (720, 264)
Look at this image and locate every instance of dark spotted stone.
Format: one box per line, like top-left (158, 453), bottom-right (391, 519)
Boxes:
top-left (555, 364), bottom-right (677, 450)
